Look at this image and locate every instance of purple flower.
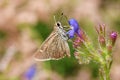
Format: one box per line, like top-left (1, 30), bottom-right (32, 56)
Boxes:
top-left (67, 18), bottom-right (81, 38)
top-left (24, 64), bottom-right (36, 80)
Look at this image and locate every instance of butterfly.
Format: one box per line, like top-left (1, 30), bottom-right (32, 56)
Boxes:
top-left (34, 19), bottom-right (70, 61)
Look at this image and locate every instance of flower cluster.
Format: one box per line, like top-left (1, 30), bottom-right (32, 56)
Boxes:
top-left (67, 19), bottom-right (117, 64)
top-left (67, 18), bottom-right (118, 80)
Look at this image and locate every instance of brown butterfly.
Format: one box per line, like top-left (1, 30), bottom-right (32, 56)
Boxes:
top-left (34, 21), bottom-right (70, 61)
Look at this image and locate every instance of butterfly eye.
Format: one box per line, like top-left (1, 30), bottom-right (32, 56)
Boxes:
top-left (57, 22), bottom-right (61, 27)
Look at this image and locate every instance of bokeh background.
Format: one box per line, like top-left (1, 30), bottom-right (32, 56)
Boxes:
top-left (0, 0), bottom-right (120, 80)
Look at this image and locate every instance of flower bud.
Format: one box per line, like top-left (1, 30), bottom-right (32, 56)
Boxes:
top-left (73, 36), bottom-right (82, 48)
top-left (99, 36), bottom-right (106, 47)
top-left (110, 31), bottom-right (117, 45)
top-left (96, 24), bottom-right (105, 37)
top-left (107, 45), bottom-right (112, 53)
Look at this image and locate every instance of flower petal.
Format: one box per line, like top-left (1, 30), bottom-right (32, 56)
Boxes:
top-left (68, 18), bottom-right (80, 33)
top-left (67, 29), bottom-right (75, 39)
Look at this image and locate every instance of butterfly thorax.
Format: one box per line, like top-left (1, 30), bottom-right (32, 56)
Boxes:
top-left (55, 22), bottom-right (68, 41)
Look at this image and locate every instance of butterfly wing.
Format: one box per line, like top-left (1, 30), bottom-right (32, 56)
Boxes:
top-left (49, 33), bottom-right (70, 60)
top-left (34, 30), bottom-right (70, 61)
top-left (34, 30), bottom-right (57, 61)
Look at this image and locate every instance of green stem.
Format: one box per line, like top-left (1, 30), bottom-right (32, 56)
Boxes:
top-left (99, 61), bottom-right (112, 80)
top-left (99, 68), bottom-right (104, 80)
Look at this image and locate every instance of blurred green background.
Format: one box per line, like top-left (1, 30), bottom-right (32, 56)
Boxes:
top-left (0, 0), bottom-right (120, 80)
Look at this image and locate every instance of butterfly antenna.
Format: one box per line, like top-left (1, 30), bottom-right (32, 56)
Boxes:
top-left (54, 15), bottom-right (57, 23)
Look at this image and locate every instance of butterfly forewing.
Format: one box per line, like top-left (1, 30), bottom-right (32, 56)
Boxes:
top-left (34, 23), bottom-right (70, 61)
top-left (34, 30), bottom-right (57, 61)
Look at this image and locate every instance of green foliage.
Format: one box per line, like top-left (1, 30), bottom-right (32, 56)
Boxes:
top-left (89, 61), bottom-right (99, 78)
top-left (112, 16), bottom-right (120, 32)
top-left (31, 21), bottom-right (52, 40)
top-left (0, 30), bottom-right (6, 40)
